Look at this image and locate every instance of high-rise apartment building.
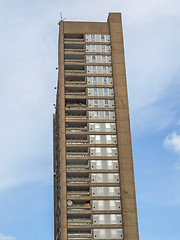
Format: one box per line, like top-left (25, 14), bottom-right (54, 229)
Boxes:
top-left (53, 13), bottom-right (139, 240)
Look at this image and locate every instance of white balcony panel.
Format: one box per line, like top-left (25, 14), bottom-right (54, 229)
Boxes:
top-left (93, 214), bottom-right (122, 225)
top-left (85, 34), bottom-right (110, 42)
top-left (87, 88), bottom-right (114, 96)
top-left (91, 173), bottom-right (119, 183)
top-left (87, 66), bottom-right (112, 74)
top-left (86, 45), bottom-right (111, 53)
top-left (89, 123), bottom-right (116, 132)
top-left (94, 228), bottom-right (123, 239)
top-left (87, 77), bottom-right (113, 85)
top-left (90, 147), bottom-right (118, 157)
top-left (90, 135), bottom-right (117, 144)
top-left (92, 186), bottom-right (120, 196)
top-left (91, 160), bottom-right (119, 170)
top-left (92, 200), bottom-right (121, 211)
top-left (86, 55), bottom-right (111, 63)
top-left (88, 111), bottom-right (115, 120)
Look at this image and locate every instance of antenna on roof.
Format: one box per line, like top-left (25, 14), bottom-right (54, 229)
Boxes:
top-left (60, 12), bottom-right (66, 21)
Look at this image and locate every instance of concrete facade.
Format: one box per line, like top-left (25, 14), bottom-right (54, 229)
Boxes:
top-left (53, 13), bottom-right (139, 240)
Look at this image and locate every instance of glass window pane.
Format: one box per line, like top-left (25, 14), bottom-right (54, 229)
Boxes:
top-left (104, 88), bottom-right (108, 96)
top-left (93, 77), bottom-right (97, 84)
top-left (105, 111), bottom-right (109, 118)
top-left (95, 123), bottom-right (100, 129)
top-left (96, 135), bottom-right (101, 141)
top-left (93, 88), bottom-right (98, 96)
top-left (94, 111), bottom-right (99, 119)
top-left (104, 99), bottom-right (108, 105)
top-left (94, 99), bottom-right (98, 105)
top-left (103, 78), bottom-right (107, 85)
top-left (106, 123), bottom-right (111, 128)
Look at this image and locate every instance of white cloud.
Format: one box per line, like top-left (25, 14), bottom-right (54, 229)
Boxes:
top-left (0, 233), bottom-right (16, 240)
top-left (164, 130), bottom-right (180, 170)
top-left (164, 132), bottom-right (180, 154)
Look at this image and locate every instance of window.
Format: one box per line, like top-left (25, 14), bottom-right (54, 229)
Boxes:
top-left (106, 135), bottom-right (111, 144)
top-left (101, 45), bottom-right (105, 52)
top-left (97, 161), bottom-right (102, 169)
top-left (109, 187), bottom-right (115, 193)
top-left (92, 55), bottom-right (96, 62)
top-left (107, 160), bottom-right (113, 168)
top-left (105, 111), bottom-right (110, 119)
top-left (111, 214), bottom-right (116, 221)
top-left (98, 187), bottom-right (103, 194)
top-left (94, 99), bottom-right (98, 107)
top-left (99, 215), bottom-right (105, 221)
top-left (101, 35), bottom-right (105, 40)
top-left (95, 123), bottom-right (100, 129)
top-left (98, 200), bottom-right (104, 208)
top-left (93, 66), bottom-right (97, 73)
top-left (104, 88), bottom-right (108, 96)
top-left (111, 229), bottom-right (118, 238)
top-left (106, 123), bottom-right (111, 129)
top-left (99, 229), bottom-right (106, 237)
top-left (103, 66), bottom-right (106, 73)
top-left (93, 88), bottom-right (98, 96)
top-left (107, 147), bottom-right (112, 155)
top-left (110, 200), bottom-right (116, 208)
top-left (103, 78), bottom-right (107, 85)
top-left (96, 135), bottom-right (101, 143)
top-left (91, 34), bottom-right (95, 41)
top-left (104, 100), bottom-right (108, 107)
top-left (96, 148), bottom-right (101, 154)
top-left (108, 173), bottom-right (114, 181)
top-left (94, 111), bottom-right (99, 119)
top-left (102, 55), bottom-right (106, 63)
top-left (93, 77), bottom-right (97, 85)
top-left (92, 45), bottom-right (95, 52)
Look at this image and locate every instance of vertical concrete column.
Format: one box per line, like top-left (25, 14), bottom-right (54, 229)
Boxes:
top-left (108, 13), bottom-right (139, 240)
top-left (58, 21), bottom-right (67, 240)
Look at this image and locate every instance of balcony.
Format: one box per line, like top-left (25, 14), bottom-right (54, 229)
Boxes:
top-left (66, 122), bottom-right (87, 133)
top-left (64, 43), bottom-right (85, 53)
top-left (65, 54), bottom-right (84, 63)
top-left (65, 99), bottom-right (86, 109)
top-left (65, 64), bottom-right (85, 74)
top-left (66, 159), bottom-right (89, 168)
top-left (68, 214), bottom-right (91, 225)
top-left (65, 87), bottom-right (86, 95)
top-left (67, 228), bottom-right (92, 239)
top-left (67, 186), bottom-right (90, 196)
top-left (65, 75), bottom-right (86, 85)
top-left (67, 172), bottom-right (89, 184)
top-left (65, 110), bottom-right (87, 120)
top-left (67, 200), bottom-right (90, 208)
top-left (66, 133), bottom-right (87, 141)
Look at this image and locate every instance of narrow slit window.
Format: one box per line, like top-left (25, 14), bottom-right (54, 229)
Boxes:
top-left (91, 34), bottom-right (95, 41)
top-left (93, 66), bottom-right (97, 73)
top-left (94, 99), bottom-right (98, 107)
top-left (93, 88), bottom-right (98, 96)
top-left (93, 77), bottom-right (97, 85)
top-left (94, 111), bottom-right (99, 119)
top-left (105, 111), bottom-right (110, 119)
top-left (92, 55), bottom-right (96, 62)
top-left (104, 99), bottom-right (109, 106)
top-left (104, 88), bottom-right (108, 96)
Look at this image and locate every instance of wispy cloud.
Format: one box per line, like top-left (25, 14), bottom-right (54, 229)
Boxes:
top-left (0, 233), bottom-right (16, 240)
top-left (164, 121), bottom-right (180, 169)
top-left (164, 132), bottom-right (180, 154)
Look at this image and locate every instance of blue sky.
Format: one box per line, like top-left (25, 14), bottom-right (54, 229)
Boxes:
top-left (0, 0), bottom-right (180, 239)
